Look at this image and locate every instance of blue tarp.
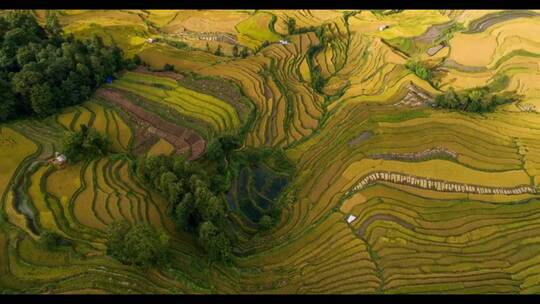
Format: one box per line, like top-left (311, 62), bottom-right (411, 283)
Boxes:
top-left (106, 76), bottom-right (113, 84)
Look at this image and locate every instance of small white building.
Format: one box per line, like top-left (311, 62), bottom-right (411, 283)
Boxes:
top-left (279, 40), bottom-right (289, 45)
top-left (50, 152), bottom-right (67, 166)
top-left (379, 24), bottom-right (389, 31)
top-left (56, 154), bottom-right (67, 164)
top-left (146, 38), bottom-right (154, 43)
top-left (346, 214), bottom-right (357, 224)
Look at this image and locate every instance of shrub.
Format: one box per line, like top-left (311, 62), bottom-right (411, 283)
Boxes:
top-left (163, 63), bottom-right (175, 72)
top-left (286, 17), bottom-right (296, 35)
top-left (259, 215), bottom-right (273, 230)
top-left (240, 47), bottom-right (249, 58)
top-left (406, 60), bottom-right (432, 83)
top-left (214, 45), bottom-right (223, 56)
top-left (40, 231), bottom-right (67, 250)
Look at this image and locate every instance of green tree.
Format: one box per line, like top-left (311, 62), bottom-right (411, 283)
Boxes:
top-left (163, 63), bottom-right (175, 72)
top-left (62, 124), bottom-right (109, 163)
top-left (106, 220), bottom-right (131, 261)
top-left (123, 223), bottom-right (169, 267)
top-left (0, 79), bottom-right (16, 122)
top-left (11, 70), bottom-right (42, 96)
top-left (40, 231), bottom-right (65, 250)
top-left (214, 44), bottom-right (222, 56)
top-left (0, 11), bottom-right (126, 122)
top-left (259, 215), bottom-right (273, 230)
top-left (240, 47), bottom-right (249, 58)
top-left (406, 60), bottom-right (432, 83)
top-left (106, 221), bottom-right (169, 267)
top-left (198, 221), bottom-right (232, 262)
top-left (286, 17), bottom-right (296, 35)
top-left (45, 12), bottom-right (63, 39)
top-left (205, 138), bottom-right (225, 161)
top-left (159, 171), bottom-right (178, 194)
top-left (29, 83), bottom-right (55, 117)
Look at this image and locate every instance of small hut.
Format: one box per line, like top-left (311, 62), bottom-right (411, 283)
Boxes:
top-left (49, 152), bottom-right (67, 167)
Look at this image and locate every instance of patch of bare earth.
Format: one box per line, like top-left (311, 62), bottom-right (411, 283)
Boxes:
top-left (348, 131), bottom-right (374, 148)
top-left (394, 82), bottom-right (434, 107)
top-left (96, 88), bottom-right (206, 160)
top-left (414, 21), bottom-right (455, 45)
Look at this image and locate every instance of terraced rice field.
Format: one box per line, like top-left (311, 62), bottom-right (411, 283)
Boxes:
top-left (235, 11), bottom-right (282, 49)
top-left (3, 9), bottom-right (540, 294)
top-left (109, 71), bottom-right (241, 134)
top-left (56, 100), bottom-right (133, 153)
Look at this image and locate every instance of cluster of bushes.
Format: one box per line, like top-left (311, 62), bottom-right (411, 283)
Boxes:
top-left (40, 231), bottom-right (70, 250)
top-left (62, 124), bottom-right (110, 163)
top-left (405, 60), bottom-right (438, 86)
top-left (0, 11), bottom-right (133, 122)
top-left (232, 44), bottom-right (249, 58)
top-left (106, 221), bottom-right (169, 267)
top-left (433, 86), bottom-right (517, 113)
top-left (205, 42), bottom-right (249, 58)
top-left (163, 63), bottom-right (175, 72)
top-left (306, 41), bottom-right (326, 93)
top-left (285, 17), bottom-right (320, 35)
top-left (134, 153), bottom-right (233, 263)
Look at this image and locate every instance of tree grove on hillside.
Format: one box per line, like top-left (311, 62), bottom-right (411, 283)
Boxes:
top-left (0, 11), bottom-right (128, 122)
top-left (434, 86), bottom-right (518, 113)
top-left (134, 154), bottom-right (233, 263)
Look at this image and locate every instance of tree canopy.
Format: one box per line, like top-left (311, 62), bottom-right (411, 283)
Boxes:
top-left (134, 154), bottom-right (233, 263)
top-left (106, 221), bottom-right (169, 268)
top-left (434, 86), bottom-right (518, 113)
top-left (0, 11), bottom-right (128, 122)
top-left (62, 124), bottom-right (110, 163)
